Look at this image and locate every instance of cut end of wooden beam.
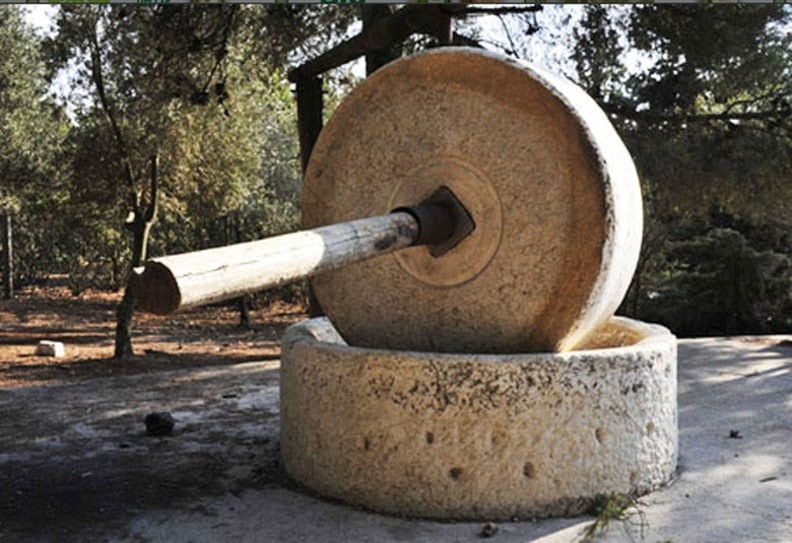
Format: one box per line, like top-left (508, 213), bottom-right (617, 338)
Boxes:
top-left (130, 262), bottom-right (182, 315)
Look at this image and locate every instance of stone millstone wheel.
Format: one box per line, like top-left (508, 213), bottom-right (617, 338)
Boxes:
top-left (303, 48), bottom-right (642, 354)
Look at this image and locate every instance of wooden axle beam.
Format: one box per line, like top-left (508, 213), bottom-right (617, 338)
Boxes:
top-left (131, 211), bottom-right (419, 315)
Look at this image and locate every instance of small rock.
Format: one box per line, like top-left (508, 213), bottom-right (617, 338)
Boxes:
top-left (728, 429), bottom-right (742, 439)
top-left (145, 412), bottom-right (175, 436)
top-left (36, 340), bottom-right (65, 358)
top-left (479, 522), bottom-right (499, 538)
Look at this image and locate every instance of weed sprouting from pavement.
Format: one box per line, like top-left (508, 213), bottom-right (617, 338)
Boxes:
top-left (579, 492), bottom-right (648, 542)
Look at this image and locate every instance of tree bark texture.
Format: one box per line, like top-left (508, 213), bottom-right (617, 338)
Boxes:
top-left (114, 156), bottom-right (159, 358)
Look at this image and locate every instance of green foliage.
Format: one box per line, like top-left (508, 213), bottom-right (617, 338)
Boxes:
top-left (238, 4), bottom-right (358, 69)
top-left (633, 226), bottom-right (791, 337)
top-left (0, 4), bottom-right (340, 310)
top-left (572, 6), bottom-right (623, 104)
top-left (43, 5), bottom-right (317, 300)
top-left (572, 5), bottom-right (792, 336)
top-left (0, 7), bottom-right (70, 287)
top-left (627, 5), bottom-right (787, 113)
top-left (0, 192), bottom-right (20, 215)
top-left (0, 8), bottom-right (63, 183)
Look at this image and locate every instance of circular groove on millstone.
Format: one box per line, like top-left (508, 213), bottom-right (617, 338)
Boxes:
top-left (387, 156), bottom-right (502, 287)
top-left (302, 47), bottom-right (642, 354)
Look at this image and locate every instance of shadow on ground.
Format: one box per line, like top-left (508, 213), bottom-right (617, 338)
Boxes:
top-left (0, 337), bottom-right (790, 542)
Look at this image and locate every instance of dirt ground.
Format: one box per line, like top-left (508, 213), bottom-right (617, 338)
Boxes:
top-left (0, 283), bottom-right (307, 388)
top-left (1, 283), bottom-right (308, 542)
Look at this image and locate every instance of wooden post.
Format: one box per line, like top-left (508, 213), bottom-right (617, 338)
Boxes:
top-left (287, 5), bottom-right (467, 83)
top-left (296, 77), bottom-right (324, 174)
top-left (437, 12), bottom-right (453, 45)
top-left (361, 5), bottom-right (402, 76)
top-left (2, 213), bottom-right (12, 300)
top-left (295, 76), bottom-right (325, 316)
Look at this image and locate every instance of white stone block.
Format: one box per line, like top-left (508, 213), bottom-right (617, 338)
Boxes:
top-left (36, 340), bottom-right (65, 358)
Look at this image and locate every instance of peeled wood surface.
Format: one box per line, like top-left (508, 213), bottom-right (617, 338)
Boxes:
top-left (132, 212), bottom-right (419, 315)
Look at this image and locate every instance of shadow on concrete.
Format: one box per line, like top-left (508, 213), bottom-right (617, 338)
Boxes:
top-left (1, 338), bottom-right (790, 543)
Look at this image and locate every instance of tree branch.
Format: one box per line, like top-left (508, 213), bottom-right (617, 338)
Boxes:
top-left (461, 6), bottom-right (543, 15)
top-left (88, 18), bottom-right (139, 214)
top-left (198, 8), bottom-right (237, 96)
top-left (143, 154), bottom-right (158, 223)
top-left (723, 88), bottom-right (787, 114)
top-left (496, 14), bottom-right (519, 57)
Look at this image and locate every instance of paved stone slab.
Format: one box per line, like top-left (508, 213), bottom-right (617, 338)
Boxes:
top-left (1, 336), bottom-right (790, 542)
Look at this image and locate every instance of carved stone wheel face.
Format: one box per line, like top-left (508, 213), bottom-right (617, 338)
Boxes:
top-left (302, 48), bottom-right (642, 354)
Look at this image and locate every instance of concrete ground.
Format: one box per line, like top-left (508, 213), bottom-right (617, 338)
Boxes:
top-left (1, 336), bottom-right (790, 543)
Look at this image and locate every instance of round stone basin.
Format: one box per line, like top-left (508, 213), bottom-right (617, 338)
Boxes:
top-left (280, 317), bottom-right (677, 520)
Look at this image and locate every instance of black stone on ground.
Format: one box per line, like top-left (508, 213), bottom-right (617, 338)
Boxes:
top-left (145, 412), bottom-right (175, 436)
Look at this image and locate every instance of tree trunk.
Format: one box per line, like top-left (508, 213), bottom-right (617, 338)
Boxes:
top-left (2, 213), bottom-right (12, 300)
top-left (115, 219), bottom-right (153, 358)
top-left (114, 156), bottom-right (159, 359)
top-left (114, 286), bottom-right (136, 358)
top-left (89, 18), bottom-right (160, 359)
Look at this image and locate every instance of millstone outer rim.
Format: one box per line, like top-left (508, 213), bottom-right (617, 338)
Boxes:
top-left (302, 47), bottom-right (642, 354)
top-left (515, 53), bottom-right (644, 352)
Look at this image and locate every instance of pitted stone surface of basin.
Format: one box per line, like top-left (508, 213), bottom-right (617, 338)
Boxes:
top-left (280, 317), bottom-right (678, 520)
top-left (302, 47), bottom-right (643, 353)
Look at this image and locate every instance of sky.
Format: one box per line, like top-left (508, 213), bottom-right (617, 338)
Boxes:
top-left (21, 5), bottom-right (56, 37)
